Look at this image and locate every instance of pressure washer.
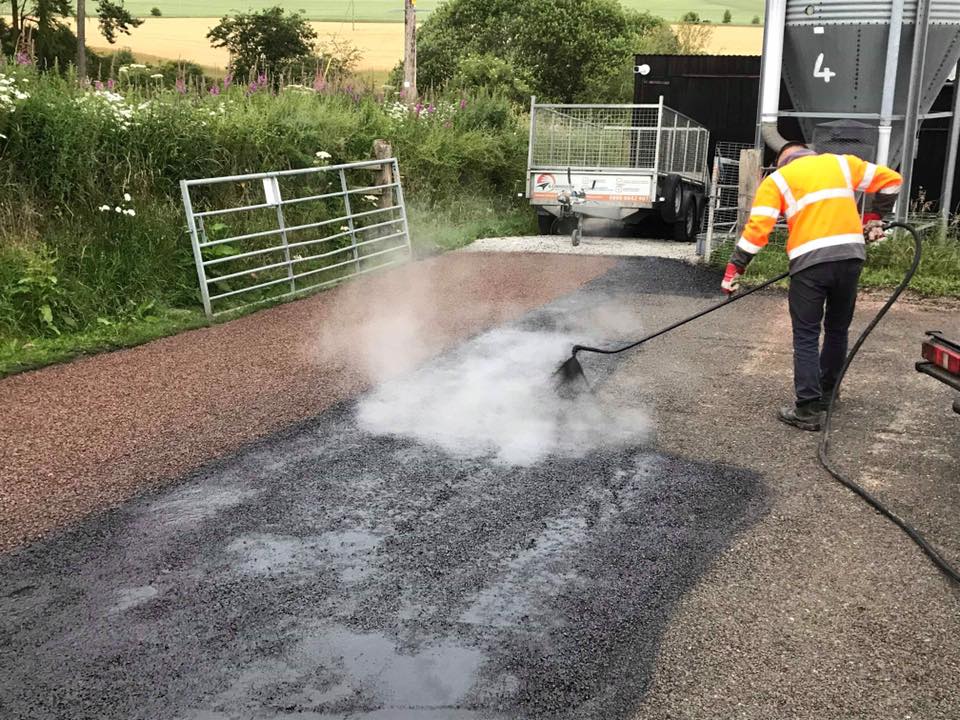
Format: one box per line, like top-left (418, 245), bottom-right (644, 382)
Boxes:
top-left (555, 222), bottom-right (960, 585)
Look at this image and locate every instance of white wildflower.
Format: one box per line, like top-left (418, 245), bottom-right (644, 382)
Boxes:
top-left (339, 225), bottom-right (349, 231)
top-left (124, 193), bottom-right (132, 202)
top-left (316, 151), bottom-right (332, 159)
top-left (125, 208), bottom-right (136, 217)
top-left (150, 73), bottom-right (164, 80)
top-left (99, 205), bottom-right (111, 212)
top-left (130, 63), bottom-right (147, 69)
top-left (363, 195), bottom-right (378, 202)
top-left (0, 133), bottom-right (6, 140)
top-left (115, 207), bottom-right (123, 213)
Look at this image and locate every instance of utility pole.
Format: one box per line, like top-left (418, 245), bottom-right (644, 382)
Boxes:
top-left (77, 0), bottom-right (87, 82)
top-left (403, 0), bottom-right (417, 101)
top-left (11, 0), bottom-right (20, 45)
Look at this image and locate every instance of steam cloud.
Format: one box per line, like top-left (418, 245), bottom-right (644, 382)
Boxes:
top-left (356, 325), bottom-right (650, 466)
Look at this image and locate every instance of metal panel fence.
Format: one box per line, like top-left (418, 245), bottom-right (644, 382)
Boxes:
top-left (528, 100), bottom-right (708, 181)
top-left (698, 141), bottom-right (757, 261)
top-left (181, 158), bottom-right (411, 320)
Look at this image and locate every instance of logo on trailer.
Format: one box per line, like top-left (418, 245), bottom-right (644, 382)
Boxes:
top-left (535, 173), bottom-right (555, 192)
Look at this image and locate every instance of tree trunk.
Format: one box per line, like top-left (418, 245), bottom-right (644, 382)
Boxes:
top-left (76, 0), bottom-right (87, 82)
top-left (11, 0), bottom-right (20, 37)
top-left (403, 0), bottom-right (417, 102)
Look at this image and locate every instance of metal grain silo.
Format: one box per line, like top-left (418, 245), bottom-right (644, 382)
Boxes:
top-left (758, 0), bottom-right (960, 216)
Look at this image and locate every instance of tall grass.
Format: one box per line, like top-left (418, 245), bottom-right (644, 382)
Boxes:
top-left (708, 226), bottom-right (960, 297)
top-left (0, 63), bottom-right (530, 349)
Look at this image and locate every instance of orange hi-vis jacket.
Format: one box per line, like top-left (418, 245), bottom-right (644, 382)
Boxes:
top-left (734, 153), bottom-right (903, 273)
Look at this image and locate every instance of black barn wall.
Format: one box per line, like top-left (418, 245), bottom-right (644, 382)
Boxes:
top-left (635, 54), bottom-right (959, 212)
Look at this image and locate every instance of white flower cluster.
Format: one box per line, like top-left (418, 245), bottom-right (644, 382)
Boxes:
top-left (76, 90), bottom-right (136, 129)
top-left (385, 101), bottom-right (407, 122)
top-left (99, 192), bottom-right (137, 216)
top-left (0, 74), bottom-right (30, 112)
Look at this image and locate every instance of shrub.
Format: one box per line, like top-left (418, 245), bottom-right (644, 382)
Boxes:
top-left (151, 7), bottom-right (162, 16)
top-left (722, 9), bottom-right (732, 23)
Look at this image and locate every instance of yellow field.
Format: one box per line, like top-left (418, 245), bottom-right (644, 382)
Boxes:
top-left (68, 18), bottom-right (763, 73)
top-left (72, 18), bottom-right (404, 71)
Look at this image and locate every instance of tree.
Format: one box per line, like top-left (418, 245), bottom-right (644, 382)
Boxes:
top-left (97, 0), bottom-right (144, 44)
top-left (414, 0), bottom-right (675, 103)
top-left (751, 15), bottom-right (761, 23)
top-left (680, 11), bottom-right (700, 22)
top-left (722, 9), bottom-right (732, 23)
top-left (76, 0), bottom-right (84, 79)
top-left (675, 19), bottom-right (714, 54)
top-left (207, 6), bottom-right (317, 79)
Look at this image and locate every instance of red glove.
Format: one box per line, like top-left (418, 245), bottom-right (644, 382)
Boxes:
top-left (721, 262), bottom-right (743, 295)
top-left (862, 212), bottom-right (885, 243)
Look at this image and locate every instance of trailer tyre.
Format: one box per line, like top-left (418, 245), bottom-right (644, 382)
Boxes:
top-left (659, 175), bottom-right (684, 223)
top-left (672, 197), bottom-right (698, 242)
top-left (537, 212), bottom-right (556, 235)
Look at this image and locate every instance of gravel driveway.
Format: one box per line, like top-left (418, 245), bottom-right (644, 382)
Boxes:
top-left (1, 250), bottom-right (958, 719)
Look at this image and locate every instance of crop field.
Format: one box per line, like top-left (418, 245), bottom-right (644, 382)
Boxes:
top-left (112, 0), bottom-right (764, 25)
top-left (78, 19), bottom-right (763, 72)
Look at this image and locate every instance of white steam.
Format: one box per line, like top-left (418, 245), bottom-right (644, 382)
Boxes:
top-left (356, 326), bottom-right (650, 466)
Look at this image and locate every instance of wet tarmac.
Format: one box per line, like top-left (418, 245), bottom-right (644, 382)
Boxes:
top-left (0, 259), bottom-right (770, 719)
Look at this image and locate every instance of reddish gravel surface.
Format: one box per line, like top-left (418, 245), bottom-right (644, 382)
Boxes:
top-left (0, 252), bottom-right (615, 552)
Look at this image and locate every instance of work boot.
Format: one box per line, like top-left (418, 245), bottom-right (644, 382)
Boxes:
top-left (777, 401), bottom-right (823, 432)
top-left (818, 386), bottom-right (840, 413)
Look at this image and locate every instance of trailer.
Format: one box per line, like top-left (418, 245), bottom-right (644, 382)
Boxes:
top-left (526, 97), bottom-right (710, 243)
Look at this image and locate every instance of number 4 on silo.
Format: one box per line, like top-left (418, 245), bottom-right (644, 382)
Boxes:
top-left (814, 53), bottom-right (836, 83)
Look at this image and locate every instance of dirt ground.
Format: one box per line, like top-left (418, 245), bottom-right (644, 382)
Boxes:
top-left (1, 251), bottom-right (958, 719)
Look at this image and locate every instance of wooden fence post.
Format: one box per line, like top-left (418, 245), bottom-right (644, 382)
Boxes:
top-left (737, 148), bottom-right (762, 236)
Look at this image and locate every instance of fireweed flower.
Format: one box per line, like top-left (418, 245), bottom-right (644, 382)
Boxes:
top-left (176, 77), bottom-right (187, 94)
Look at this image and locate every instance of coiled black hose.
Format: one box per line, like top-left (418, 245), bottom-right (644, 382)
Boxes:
top-left (818, 222), bottom-right (960, 585)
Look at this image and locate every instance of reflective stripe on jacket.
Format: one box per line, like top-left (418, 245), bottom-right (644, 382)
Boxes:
top-left (735, 153), bottom-right (902, 273)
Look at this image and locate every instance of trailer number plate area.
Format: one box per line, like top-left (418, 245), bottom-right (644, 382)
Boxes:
top-left (531, 173), bottom-right (652, 204)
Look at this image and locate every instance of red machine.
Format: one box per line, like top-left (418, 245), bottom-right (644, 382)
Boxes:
top-left (917, 331), bottom-right (960, 414)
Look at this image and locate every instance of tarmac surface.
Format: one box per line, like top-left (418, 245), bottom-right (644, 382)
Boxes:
top-left (2, 252), bottom-right (959, 719)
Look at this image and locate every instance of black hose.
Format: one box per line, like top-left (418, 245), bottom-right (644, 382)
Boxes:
top-left (570, 270), bottom-right (790, 358)
top-left (818, 222), bottom-right (960, 585)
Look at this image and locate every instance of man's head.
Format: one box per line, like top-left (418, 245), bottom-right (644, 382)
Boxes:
top-left (776, 142), bottom-right (817, 168)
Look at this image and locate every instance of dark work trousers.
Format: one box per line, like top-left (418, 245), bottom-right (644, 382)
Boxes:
top-left (788, 259), bottom-right (864, 407)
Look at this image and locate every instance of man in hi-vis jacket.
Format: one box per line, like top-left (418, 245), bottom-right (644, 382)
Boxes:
top-left (722, 142), bottom-right (902, 431)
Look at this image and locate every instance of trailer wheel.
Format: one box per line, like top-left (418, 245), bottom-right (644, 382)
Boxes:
top-left (537, 212), bottom-right (556, 235)
top-left (672, 197), bottom-right (697, 242)
top-left (659, 175), bottom-right (684, 223)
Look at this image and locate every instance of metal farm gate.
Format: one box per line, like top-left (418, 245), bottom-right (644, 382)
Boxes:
top-left (181, 158), bottom-right (411, 320)
top-left (698, 142), bottom-right (757, 261)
